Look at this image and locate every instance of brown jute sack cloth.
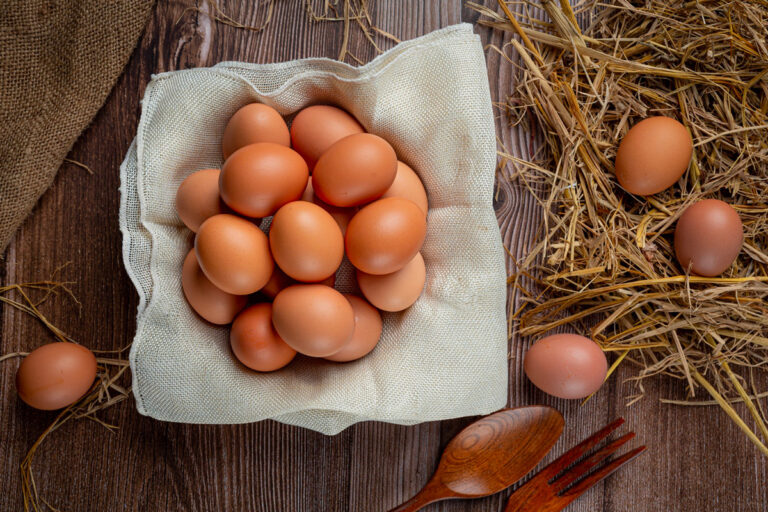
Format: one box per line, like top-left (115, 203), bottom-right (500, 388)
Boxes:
top-left (0, 0), bottom-right (155, 253)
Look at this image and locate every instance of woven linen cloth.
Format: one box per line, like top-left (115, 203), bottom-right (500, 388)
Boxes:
top-left (120, 23), bottom-right (508, 435)
top-left (0, 0), bottom-right (154, 253)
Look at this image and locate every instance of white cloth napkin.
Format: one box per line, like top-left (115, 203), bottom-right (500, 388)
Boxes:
top-left (120, 23), bottom-right (508, 435)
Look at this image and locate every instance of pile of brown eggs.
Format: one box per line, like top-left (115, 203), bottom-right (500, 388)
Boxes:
top-left (615, 116), bottom-right (743, 277)
top-left (524, 115), bottom-right (745, 400)
top-left (177, 104), bottom-right (429, 372)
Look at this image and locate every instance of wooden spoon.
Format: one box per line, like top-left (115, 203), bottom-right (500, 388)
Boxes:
top-left (388, 406), bottom-right (564, 512)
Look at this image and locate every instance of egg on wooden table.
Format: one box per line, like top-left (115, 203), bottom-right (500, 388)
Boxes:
top-left (325, 295), bottom-right (382, 362)
top-left (290, 105), bottom-right (365, 169)
top-left (181, 249), bottom-right (247, 324)
top-left (674, 199), bottom-right (743, 276)
top-left (16, 342), bottom-right (98, 410)
top-left (219, 142), bottom-right (308, 218)
top-left (175, 168), bottom-right (226, 232)
top-left (272, 284), bottom-right (355, 357)
top-left (524, 334), bottom-right (607, 399)
top-left (312, 133), bottom-right (398, 207)
top-left (345, 197), bottom-right (427, 275)
top-left (222, 103), bottom-right (290, 159)
top-left (195, 214), bottom-right (273, 295)
top-left (614, 116), bottom-right (692, 196)
top-left (230, 303), bottom-right (297, 372)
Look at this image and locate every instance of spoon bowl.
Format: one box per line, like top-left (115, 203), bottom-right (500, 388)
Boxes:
top-left (389, 406), bottom-right (564, 512)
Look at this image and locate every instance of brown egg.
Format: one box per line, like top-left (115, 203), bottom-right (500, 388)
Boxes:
top-left (272, 284), bottom-right (355, 357)
top-left (260, 267), bottom-right (296, 299)
top-left (260, 267), bottom-right (335, 299)
top-left (181, 249), bottom-right (247, 324)
top-left (290, 105), bottom-right (364, 169)
top-left (674, 199), bottom-right (743, 276)
top-left (230, 303), bottom-right (297, 372)
top-left (220, 143), bottom-right (309, 218)
top-left (301, 178), bottom-right (355, 235)
top-left (195, 214), bottom-right (273, 295)
top-left (380, 161), bottom-right (428, 216)
top-left (320, 274), bottom-right (336, 288)
top-left (175, 169), bottom-right (226, 232)
top-left (615, 116), bottom-right (692, 195)
top-left (269, 201), bottom-right (344, 282)
top-left (524, 334), bottom-right (607, 399)
top-left (357, 252), bottom-right (426, 312)
top-left (312, 133), bottom-right (397, 207)
top-left (325, 295), bottom-right (382, 362)
top-left (16, 342), bottom-right (97, 410)
top-left (346, 197), bottom-right (427, 275)
top-left (222, 103), bottom-right (290, 160)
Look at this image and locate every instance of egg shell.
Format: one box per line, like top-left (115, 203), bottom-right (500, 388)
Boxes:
top-left (312, 133), bottom-right (398, 207)
top-left (289, 105), bottom-right (364, 169)
top-left (380, 161), bottom-right (428, 216)
top-left (272, 284), bottom-right (355, 357)
top-left (614, 116), bottom-right (692, 196)
top-left (220, 143), bottom-right (309, 218)
top-left (195, 214), bottom-right (274, 295)
top-left (260, 266), bottom-right (336, 299)
top-left (357, 252), bottom-right (426, 312)
top-left (345, 197), bottom-right (427, 275)
top-left (181, 249), bottom-right (247, 324)
top-left (222, 103), bottom-right (290, 159)
top-left (16, 342), bottom-right (97, 410)
top-left (302, 178), bottom-right (356, 235)
top-left (230, 303), bottom-right (297, 372)
top-left (325, 295), bottom-right (382, 362)
top-left (175, 169), bottom-right (226, 232)
top-left (524, 334), bottom-right (607, 400)
top-left (269, 201), bottom-right (344, 282)
top-left (260, 267), bottom-right (296, 299)
top-left (674, 199), bottom-right (743, 276)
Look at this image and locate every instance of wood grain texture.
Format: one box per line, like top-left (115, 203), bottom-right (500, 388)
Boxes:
top-left (1, 1), bottom-right (767, 511)
top-left (504, 418), bottom-right (646, 512)
top-left (389, 407), bottom-right (565, 511)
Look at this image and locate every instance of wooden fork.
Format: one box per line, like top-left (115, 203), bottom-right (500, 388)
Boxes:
top-left (505, 418), bottom-right (646, 512)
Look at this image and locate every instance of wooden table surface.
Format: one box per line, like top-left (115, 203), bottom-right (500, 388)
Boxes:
top-left (1, 1), bottom-right (766, 511)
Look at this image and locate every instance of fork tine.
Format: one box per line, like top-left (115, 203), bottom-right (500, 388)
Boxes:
top-left (536, 417), bottom-right (626, 479)
top-left (505, 420), bottom-right (645, 512)
top-left (561, 445), bottom-right (647, 499)
top-left (551, 432), bottom-right (636, 493)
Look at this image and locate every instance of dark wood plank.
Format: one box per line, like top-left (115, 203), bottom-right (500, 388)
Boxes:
top-left (1, 1), bottom-right (767, 511)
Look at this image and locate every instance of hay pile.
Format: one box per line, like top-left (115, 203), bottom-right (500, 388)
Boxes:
top-left (473, 0), bottom-right (768, 455)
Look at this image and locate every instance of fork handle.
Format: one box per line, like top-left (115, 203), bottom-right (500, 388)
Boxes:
top-left (387, 484), bottom-right (448, 512)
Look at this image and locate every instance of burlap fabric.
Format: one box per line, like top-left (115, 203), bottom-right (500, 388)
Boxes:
top-left (0, 0), bottom-right (154, 253)
top-left (121, 24), bottom-right (508, 435)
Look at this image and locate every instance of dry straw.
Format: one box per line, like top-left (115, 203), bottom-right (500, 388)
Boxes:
top-left (472, 0), bottom-right (768, 455)
top-left (176, 1), bottom-right (399, 64)
top-left (305, 0), bottom-right (400, 63)
top-left (0, 277), bottom-right (132, 512)
top-left (177, 0), bottom-right (276, 33)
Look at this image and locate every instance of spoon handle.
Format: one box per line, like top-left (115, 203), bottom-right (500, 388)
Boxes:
top-left (387, 484), bottom-right (447, 512)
